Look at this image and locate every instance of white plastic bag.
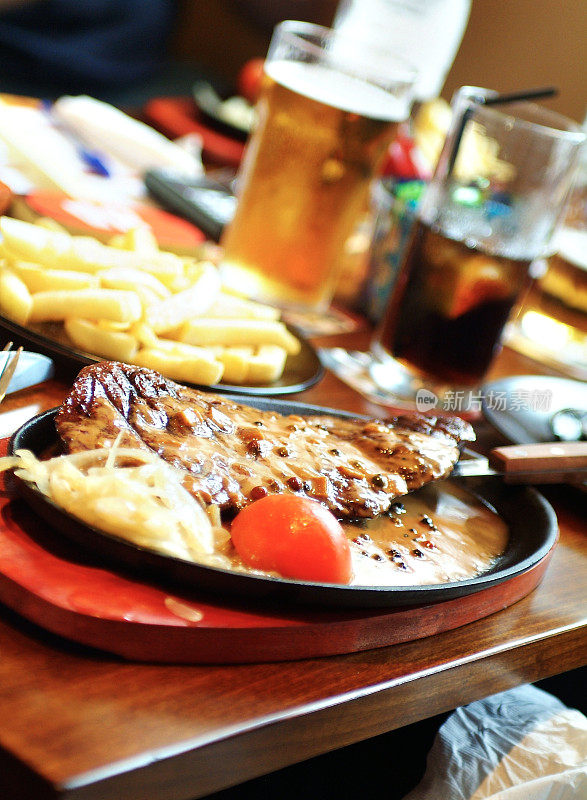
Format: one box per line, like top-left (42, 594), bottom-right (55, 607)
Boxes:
top-left (403, 685), bottom-right (587, 799)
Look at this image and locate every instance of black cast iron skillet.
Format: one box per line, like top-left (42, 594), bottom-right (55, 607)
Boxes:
top-left (9, 397), bottom-right (558, 610)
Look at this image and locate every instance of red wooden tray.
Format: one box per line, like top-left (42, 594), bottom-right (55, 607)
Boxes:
top-left (0, 440), bottom-right (555, 664)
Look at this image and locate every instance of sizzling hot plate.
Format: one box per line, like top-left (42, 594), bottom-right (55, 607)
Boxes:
top-left (9, 398), bottom-right (558, 609)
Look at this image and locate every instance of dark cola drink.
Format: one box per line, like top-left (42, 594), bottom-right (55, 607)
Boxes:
top-left (374, 219), bottom-right (534, 386)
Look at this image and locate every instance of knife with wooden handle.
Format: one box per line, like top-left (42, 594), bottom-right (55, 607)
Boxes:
top-left (453, 442), bottom-right (587, 484)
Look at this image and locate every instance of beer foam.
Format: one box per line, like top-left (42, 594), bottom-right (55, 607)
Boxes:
top-left (265, 60), bottom-right (409, 121)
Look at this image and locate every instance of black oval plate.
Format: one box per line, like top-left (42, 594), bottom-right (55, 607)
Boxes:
top-left (482, 375), bottom-right (587, 445)
top-left (9, 400), bottom-right (558, 609)
top-left (0, 313), bottom-right (323, 396)
top-left (192, 80), bottom-right (253, 142)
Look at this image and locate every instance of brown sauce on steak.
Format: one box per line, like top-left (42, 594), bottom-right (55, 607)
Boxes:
top-left (217, 481), bottom-right (508, 585)
top-left (56, 362), bottom-right (475, 519)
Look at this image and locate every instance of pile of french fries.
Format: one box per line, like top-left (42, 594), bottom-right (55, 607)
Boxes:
top-left (0, 216), bottom-right (301, 385)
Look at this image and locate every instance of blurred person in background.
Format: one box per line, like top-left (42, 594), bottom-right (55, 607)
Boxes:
top-left (0, 0), bottom-right (337, 104)
top-left (0, 0), bottom-right (177, 102)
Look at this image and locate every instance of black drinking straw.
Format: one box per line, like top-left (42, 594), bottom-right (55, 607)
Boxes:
top-left (446, 86), bottom-right (559, 176)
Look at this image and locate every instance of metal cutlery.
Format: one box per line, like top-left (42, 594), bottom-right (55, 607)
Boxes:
top-left (0, 342), bottom-right (23, 404)
top-left (453, 441), bottom-right (587, 484)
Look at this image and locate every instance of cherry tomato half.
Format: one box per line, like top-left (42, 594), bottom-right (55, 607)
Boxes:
top-left (237, 58), bottom-right (265, 104)
top-left (230, 495), bottom-right (353, 584)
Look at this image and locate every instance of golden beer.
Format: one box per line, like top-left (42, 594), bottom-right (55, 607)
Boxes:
top-left (521, 228), bottom-right (587, 334)
top-left (220, 59), bottom-right (408, 310)
top-left (511, 227), bottom-right (587, 374)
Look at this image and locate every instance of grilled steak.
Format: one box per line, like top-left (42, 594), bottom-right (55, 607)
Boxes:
top-left (56, 362), bottom-right (474, 518)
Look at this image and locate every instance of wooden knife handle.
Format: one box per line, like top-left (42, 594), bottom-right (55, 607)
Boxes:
top-left (489, 442), bottom-right (587, 476)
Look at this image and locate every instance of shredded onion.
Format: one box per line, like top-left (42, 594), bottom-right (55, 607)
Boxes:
top-left (0, 443), bottom-right (232, 566)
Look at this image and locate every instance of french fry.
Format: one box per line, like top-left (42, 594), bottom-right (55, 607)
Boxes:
top-left (138, 286), bottom-right (164, 309)
top-left (107, 233), bottom-right (127, 249)
top-left (0, 217), bottom-right (298, 387)
top-left (12, 261), bottom-right (99, 292)
top-left (30, 288), bottom-right (142, 323)
top-left (183, 259), bottom-right (218, 285)
top-left (97, 267), bottom-right (170, 299)
top-left (136, 334), bottom-right (217, 358)
top-left (131, 322), bottom-right (219, 357)
top-left (65, 318), bottom-right (138, 362)
top-left (179, 318), bottom-right (301, 354)
top-left (211, 344), bottom-right (288, 383)
top-left (144, 262), bottom-right (221, 334)
top-left (211, 346), bottom-right (254, 384)
top-left (0, 216), bottom-right (71, 265)
top-left (134, 346), bottom-right (224, 386)
top-left (97, 319), bottom-right (132, 332)
top-left (110, 226), bottom-right (159, 255)
top-left (0, 216), bottom-right (185, 281)
top-left (0, 267), bottom-right (32, 325)
top-left (206, 292), bottom-right (280, 321)
top-left (131, 322), bottom-right (160, 348)
top-left (162, 273), bottom-right (193, 293)
top-left (244, 345), bottom-right (289, 384)
top-left (36, 217), bottom-right (69, 234)
top-left (130, 323), bottom-right (221, 364)
top-left (70, 236), bottom-right (184, 281)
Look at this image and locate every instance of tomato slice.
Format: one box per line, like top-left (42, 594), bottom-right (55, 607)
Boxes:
top-left (230, 495), bottom-right (353, 584)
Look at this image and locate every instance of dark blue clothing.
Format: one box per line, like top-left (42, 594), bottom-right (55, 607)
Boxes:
top-left (0, 0), bottom-right (175, 98)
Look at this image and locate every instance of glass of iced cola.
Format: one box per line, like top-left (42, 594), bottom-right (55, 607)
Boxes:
top-left (370, 85), bottom-right (585, 411)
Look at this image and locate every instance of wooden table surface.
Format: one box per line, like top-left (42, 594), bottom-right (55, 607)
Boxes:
top-left (0, 333), bottom-right (585, 800)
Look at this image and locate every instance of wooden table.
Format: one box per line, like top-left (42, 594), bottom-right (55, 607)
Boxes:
top-left (0, 334), bottom-right (585, 800)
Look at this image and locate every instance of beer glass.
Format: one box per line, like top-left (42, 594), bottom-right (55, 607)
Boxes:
top-left (219, 20), bottom-right (416, 311)
top-left (369, 86), bottom-right (585, 409)
top-left (508, 151), bottom-right (587, 380)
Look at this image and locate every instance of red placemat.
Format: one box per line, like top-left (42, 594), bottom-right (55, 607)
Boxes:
top-left (13, 191), bottom-right (206, 255)
top-left (0, 439), bottom-right (552, 663)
